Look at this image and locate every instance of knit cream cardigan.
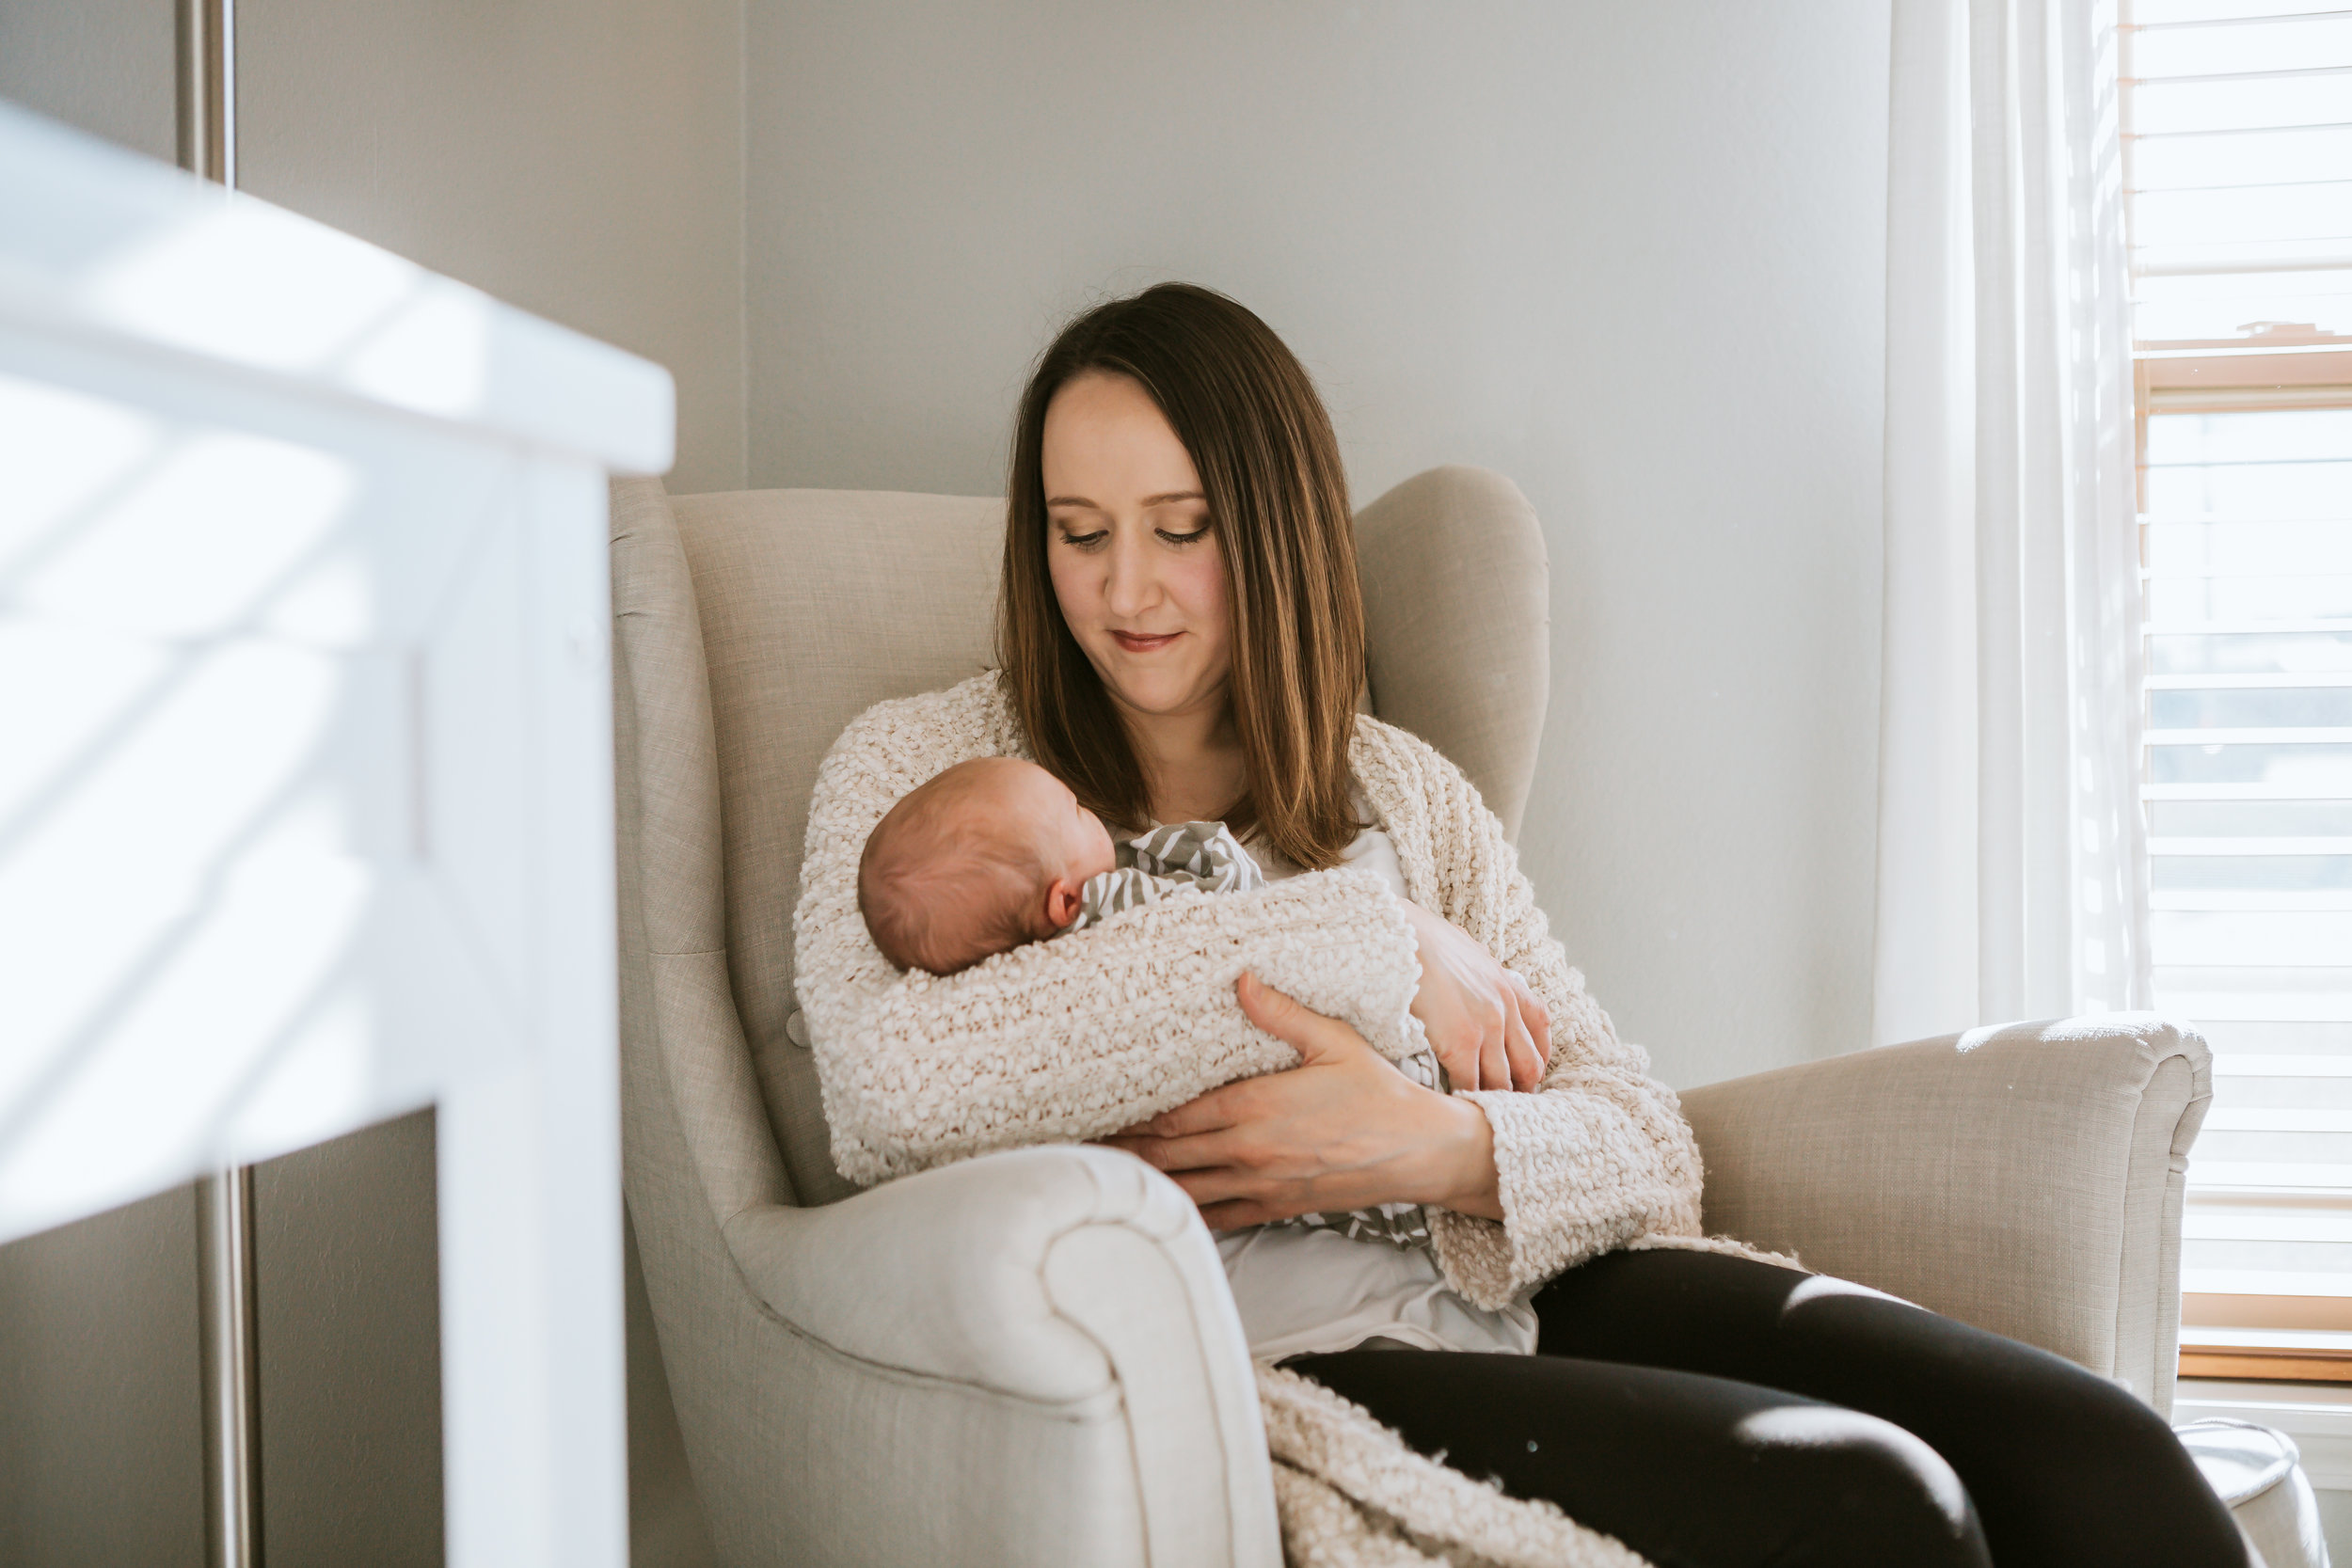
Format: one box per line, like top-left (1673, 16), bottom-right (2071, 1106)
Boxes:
top-left (792, 673), bottom-right (1713, 1566)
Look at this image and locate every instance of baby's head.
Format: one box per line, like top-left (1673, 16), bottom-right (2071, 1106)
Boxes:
top-left (858, 757), bottom-right (1118, 975)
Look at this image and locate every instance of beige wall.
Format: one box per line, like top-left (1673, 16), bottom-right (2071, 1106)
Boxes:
top-left (248, 1115), bottom-right (449, 1567)
top-left (234, 0), bottom-right (748, 494)
top-left (743, 0), bottom-right (1893, 1089)
top-left (0, 1185), bottom-right (205, 1566)
top-left (0, 0), bottom-right (178, 164)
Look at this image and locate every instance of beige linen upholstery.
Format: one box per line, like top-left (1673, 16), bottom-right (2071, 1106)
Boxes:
top-left (1680, 1016), bottom-right (2211, 1416)
top-left (1356, 465), bottom-right (1550, 841)
top-left (2179, 1420), bottom-right (2332, 1568)
top-left (612, 465), bottom-right (2219, 1563)
top-left (675, 487), bottom-right (1001, 1208)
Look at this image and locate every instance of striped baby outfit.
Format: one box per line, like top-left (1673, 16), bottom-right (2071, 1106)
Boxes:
top-left (1073, 821), bottom-right (1441, 1254)
top-left (1071, 820), bottom-right (1266, 927)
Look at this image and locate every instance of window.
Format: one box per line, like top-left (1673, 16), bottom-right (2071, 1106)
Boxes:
top-left (2123, 0), bottom-right (2352, 1379)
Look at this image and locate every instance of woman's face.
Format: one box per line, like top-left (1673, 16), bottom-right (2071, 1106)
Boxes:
top-left (1041, 371), bottom-right (1232, 723)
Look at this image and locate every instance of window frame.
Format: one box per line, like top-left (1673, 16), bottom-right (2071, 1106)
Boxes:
top-left (2140, 342), bottom-right (2352, 1380)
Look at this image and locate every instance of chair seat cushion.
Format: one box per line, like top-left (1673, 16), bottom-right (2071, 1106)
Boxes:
top-left (2175, 1418), bottom-right (2330, 1568)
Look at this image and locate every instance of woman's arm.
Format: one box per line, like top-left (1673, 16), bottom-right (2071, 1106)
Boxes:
top-left (1117, 721), bottom-right (1705, 1309)
top-left (1101, 971), bottom-right (1505, 1223)
top-left (1368, 721), bottom-right (1705, 1308)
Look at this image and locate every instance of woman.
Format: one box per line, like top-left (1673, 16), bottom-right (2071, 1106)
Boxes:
top-left (794, 283), bottom-right (2243, 1567)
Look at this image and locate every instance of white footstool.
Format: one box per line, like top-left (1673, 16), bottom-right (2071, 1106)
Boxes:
top-left (2178, 1419), bottom-right (2331, 1568)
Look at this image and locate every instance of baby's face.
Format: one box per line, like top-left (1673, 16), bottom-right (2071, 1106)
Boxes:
top-left (1000, 760), bottom-right (1117, 887)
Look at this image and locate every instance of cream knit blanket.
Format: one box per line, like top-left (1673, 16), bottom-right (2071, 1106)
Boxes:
top-left (793, 673), bottom-right (1714, 1566)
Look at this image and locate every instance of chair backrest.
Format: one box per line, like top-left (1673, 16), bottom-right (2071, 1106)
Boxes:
top-left (646, 465), bottom-right (1550, 1209)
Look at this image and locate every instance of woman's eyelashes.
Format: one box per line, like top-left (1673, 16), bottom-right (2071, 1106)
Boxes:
top-left (1051, 521), bottom-right (1211, 549)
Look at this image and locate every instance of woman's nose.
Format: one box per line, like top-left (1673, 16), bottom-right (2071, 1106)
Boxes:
top-left (1103, 531), bottom-right (1158, 618)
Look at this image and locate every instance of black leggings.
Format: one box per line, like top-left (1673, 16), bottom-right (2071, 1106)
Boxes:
top-left (1283, 1249), bottom-right (2244, 1568)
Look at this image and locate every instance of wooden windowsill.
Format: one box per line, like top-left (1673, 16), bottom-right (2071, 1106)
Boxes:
top-left (2182, 1304), bottom-right (2352, 1384)
top-left (2180, 1297), bottom-right (2352, 1385)
top-left (2135, 342), bottom-right (2352, 412)
top-left (2182, 1350), bottom-right (2352, 1385)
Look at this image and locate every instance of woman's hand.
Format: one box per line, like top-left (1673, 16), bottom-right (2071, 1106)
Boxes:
top-left (1098, 972), bottom-right (1504, 1228)
top-left (1398, 900), bottom-right (1550, 1091)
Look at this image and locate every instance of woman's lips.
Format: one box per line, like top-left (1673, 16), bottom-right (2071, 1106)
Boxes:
top-left (1110, 630), bottom-right (1181, 653)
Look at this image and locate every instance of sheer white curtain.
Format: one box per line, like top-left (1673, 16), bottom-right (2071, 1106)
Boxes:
top-left (1872, 0), bottom-right (2150, 1046)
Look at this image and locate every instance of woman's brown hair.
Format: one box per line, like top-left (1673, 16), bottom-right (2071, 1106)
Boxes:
top-left (997, 282), bottom-right (1366, 870)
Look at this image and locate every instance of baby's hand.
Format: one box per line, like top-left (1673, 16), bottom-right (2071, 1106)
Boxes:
top-left (1398, 900), bottom-right (1549, 1092)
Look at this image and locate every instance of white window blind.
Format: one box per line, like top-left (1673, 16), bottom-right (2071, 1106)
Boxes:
top-left (2125, 0), bottom-right (2352, 1365)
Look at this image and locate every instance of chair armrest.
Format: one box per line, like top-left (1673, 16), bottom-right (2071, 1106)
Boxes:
top-left (722, 1144), bottom-right (1279, 1568)
top-left (1677, 1016), bottom-right (2212, 1413)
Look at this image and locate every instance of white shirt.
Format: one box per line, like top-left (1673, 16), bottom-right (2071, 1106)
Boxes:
top-left (1231, 810), bottom-right (1538, 1359)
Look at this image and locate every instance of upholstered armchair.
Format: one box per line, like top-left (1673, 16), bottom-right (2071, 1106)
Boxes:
top-left (610, 468), bottom-right (2216, 1567)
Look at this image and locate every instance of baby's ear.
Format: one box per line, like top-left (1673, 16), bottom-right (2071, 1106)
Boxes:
top-left (1044, 877), bottom-right (1085, 931)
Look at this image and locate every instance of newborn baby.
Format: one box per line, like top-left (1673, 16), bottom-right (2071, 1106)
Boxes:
top-left (858, 755), bottom-right (1442, 1259)
top-left (857, 755), bottom-right (1261, 976)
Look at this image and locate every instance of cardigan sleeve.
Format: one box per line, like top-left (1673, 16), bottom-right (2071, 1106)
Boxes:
top-left (792, 690), bottom-right (1428, 1186)
top-left (1363, 726), bottom-right (1706, 1309)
